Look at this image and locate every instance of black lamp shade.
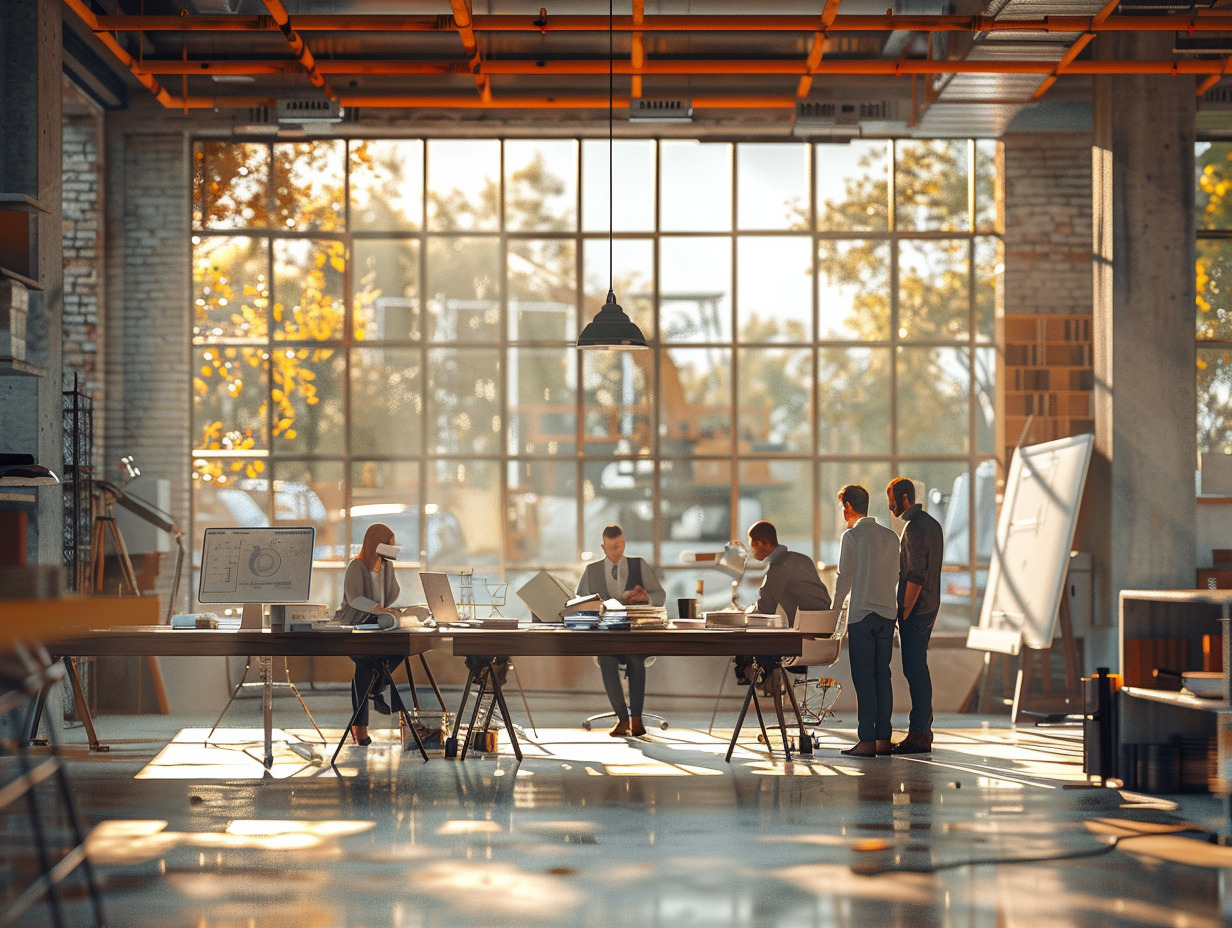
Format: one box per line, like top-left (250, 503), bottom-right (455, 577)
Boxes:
top-left (576, 290), bottom-right (649, 350)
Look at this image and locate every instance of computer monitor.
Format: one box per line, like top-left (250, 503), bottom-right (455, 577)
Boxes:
top-left (419, 571), bottom-right (459, 624)
top-left (199, 526), bottom-right (315, 628)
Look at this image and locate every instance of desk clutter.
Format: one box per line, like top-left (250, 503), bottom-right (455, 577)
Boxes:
top-left (560, 597), bottom-right (668, 630)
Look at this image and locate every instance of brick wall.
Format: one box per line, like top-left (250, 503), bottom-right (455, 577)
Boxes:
top-left (103, 114), bottom-right (191, 610)
top-left (62, 79), bottom-right (104, 405)
top-left (1002, 132), bottom-right (1093, 317)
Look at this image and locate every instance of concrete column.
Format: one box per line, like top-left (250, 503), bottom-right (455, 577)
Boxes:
top-left (0, 0), bottom-right (64, 565)
top-left (1090, 31), bottom-right (1197, 668)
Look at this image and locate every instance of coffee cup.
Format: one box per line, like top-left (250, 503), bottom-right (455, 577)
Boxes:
top-left (677, 597), bottom-right (698, 620)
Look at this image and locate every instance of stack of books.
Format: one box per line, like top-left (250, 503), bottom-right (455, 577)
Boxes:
top-left (561, 594), bottom-right (603, 629)
top-left (626, 604), bottom-right (668, 629)
top-left (745, 613), bottom-right (785, 629)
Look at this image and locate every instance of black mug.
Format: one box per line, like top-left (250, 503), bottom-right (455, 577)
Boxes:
top-left (678, 597), bottom-right (698, 620)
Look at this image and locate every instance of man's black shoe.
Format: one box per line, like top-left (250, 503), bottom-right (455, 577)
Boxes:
top-left (372, 692), bottom-right (392, 715)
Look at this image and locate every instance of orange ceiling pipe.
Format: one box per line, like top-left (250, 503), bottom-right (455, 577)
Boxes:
top-left (81, 11), bottom-right (1232, 35)
top-left (1033, 0), bottom-right (1120, 100)
top-left (62, 0), bottom-right (174, 107)
top-left (450, 0), bottom-right (492, 102)
top-left (260, 0), bottom-right (333, 96)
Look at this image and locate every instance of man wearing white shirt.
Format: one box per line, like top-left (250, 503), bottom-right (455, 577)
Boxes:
top-left (575, 524), bottom-right (666, 736)
top-left (831, 485), bottom-right (901, 758)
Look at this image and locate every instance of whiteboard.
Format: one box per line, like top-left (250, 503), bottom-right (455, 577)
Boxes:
top-left (971, 434), bottom-right (1094, 651)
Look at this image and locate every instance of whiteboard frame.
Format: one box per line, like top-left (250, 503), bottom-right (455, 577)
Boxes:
top-left (970, 434), bottom-right (1094, 652)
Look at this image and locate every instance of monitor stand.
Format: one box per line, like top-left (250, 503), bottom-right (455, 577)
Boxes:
top-left (240, 602), bottom-right (264, 630)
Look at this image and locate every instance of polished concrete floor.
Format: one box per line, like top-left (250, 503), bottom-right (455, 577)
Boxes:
top-left (6, 686), bottom-right (1232, 928)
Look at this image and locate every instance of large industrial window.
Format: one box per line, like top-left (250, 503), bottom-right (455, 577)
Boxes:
top-left (191, 137), bottom-right (998, 633)
top-left (1197, 142), bottom-right (1232, 463)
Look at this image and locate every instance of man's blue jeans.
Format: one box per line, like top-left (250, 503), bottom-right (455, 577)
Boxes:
top-left (847, 613), bottom-right (896, 742)
top-left (899, 609), bottom-right (937, 734)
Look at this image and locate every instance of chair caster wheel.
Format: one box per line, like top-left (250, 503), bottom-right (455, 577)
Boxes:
top-left (659, 722), bottom-right (669, 730)
top-left (757, 733), bottom-right (767, 744)
top-left (444, 737), bottom-right (459, 759)
top-left (582, 721), bottom-right (592, 731)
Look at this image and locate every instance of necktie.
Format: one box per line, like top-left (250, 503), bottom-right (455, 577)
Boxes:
top-left (611, 563), bottom-right (618, 581)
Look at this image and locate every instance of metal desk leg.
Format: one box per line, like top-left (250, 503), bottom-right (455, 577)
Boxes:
top-left (260, 656), bottom-right (274, 769)
top-left (384, 663), bottom-right (428, 763)
top-left (459, 669), bottom-right (491, 760)
top-left (726, 684), bottom-right (758, 762)
top-left (419, 653), bottom-right (448, 712)
top-left (63, 658), bottom-right (105, 752)
top-left (330, 672), bottom-right (382, 767)
top-left (486, 659), bottom-right (523, 762)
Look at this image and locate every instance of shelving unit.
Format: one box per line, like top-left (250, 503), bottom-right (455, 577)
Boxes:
top-left (1116, 590), bottom-right (1231, 808)
top-left (997, 313), bottom-right (1093, 480)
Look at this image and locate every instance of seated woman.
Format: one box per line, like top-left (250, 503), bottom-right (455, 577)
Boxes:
top-left (335, 522), bottom-right (403, 746)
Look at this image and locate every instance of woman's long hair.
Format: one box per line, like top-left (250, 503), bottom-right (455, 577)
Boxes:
top-left (357, 522), bottom-right (394, 571)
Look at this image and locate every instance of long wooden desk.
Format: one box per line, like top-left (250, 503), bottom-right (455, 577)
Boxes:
top-left (42, 627), bottom-right (446, 767)
top-left (446, 627), bottom-right (806, 761)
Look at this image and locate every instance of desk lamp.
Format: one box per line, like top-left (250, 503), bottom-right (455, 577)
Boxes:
top-left (680, 540), bottom-right (748, 608)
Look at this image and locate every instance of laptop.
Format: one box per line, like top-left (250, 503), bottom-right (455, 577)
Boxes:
top-left (419, 571), bottom-right (460, 624)
top-left (516, 569), bottom-right (576, 623)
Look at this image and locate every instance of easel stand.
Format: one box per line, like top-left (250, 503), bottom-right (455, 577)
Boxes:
top-left (724, 660), bottom-right (808, 762)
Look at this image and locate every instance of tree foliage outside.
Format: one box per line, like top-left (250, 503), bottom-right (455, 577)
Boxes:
top-left (1196, 142), bottom-right (1232, 453)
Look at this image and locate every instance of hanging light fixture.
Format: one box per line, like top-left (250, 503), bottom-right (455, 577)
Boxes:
top-left (577, 0), bottom-right (649, 351)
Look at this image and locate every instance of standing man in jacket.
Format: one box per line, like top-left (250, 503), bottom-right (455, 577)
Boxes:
top-left (887, 477), bottom-right (944, 754)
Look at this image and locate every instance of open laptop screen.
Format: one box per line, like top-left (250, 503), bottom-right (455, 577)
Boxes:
top-left (419, 571), bottom-right (459, 624)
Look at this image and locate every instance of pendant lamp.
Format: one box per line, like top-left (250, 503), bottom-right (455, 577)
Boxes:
top-left (577, 0), bottom-right (648, 351)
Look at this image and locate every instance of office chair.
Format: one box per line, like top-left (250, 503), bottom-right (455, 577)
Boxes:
top-left (581, 656), bottom-right (669, 731)
top-left (782, 609), bottom-right (845, 732)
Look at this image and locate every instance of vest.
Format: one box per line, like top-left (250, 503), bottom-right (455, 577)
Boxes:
top-left (583, 556), bottom-right (644, 599)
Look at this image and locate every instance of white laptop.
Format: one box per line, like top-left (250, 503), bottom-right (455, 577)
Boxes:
top-left (516, 569), bottom-right (576, 622)
top-left (419, 571), bottom-right (460, 624)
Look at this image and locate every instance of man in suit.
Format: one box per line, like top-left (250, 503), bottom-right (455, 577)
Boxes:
top-left (576, 524), bottom-right (666, 736)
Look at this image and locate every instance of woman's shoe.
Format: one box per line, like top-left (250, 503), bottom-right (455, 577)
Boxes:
top-left (371, 692), bottom-right (392, 715)
top-left (840, 740), bottom-right (881, 757)
top-left (352, 726), bottom-right (372, 746)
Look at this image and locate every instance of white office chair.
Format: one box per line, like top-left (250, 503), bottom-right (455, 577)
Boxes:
top-left (581, 656), bottom-right (669, 731)
top-left (782, 608), bottom-right (844, 728)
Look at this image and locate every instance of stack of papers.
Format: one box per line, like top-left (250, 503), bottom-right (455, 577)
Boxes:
top-left (626, 604), bottom-right (668, 629)
top-left (477, 617), bottom-right (519, 629)
top-left (745, 613), bottom-right (786, 629)
top-left (563, 614), bottom-right (602, 630)
top-left (704, 610), bottom-right (747, 628)
top-left (289, 621), bottom-right (354, 632)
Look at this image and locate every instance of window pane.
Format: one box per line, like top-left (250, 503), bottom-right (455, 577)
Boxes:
top-left (508, 348), bottom-right (576, 455)
top-left (897, 347), bottom-right (970, 455)
top-left (271, 141), bottom-right (346, 232)
top-left (819, 347), bottom-right (891, 455)
top-left (662, 457), bottom-right (732, 551)
top-left (737, 347), bottom-right (812, 454)
top-left (975, 139), bottom-right (999, 232)
top-left (425, 236), bottom-right (501, 341)
top-left (194, 345), bottom-right (268, 452)
top-left (194, 141), bottom-right (270, 231)
top-left (816, 140), bottom-right (889, 232)
top-left (743, 459), bottom-right (813, 555)
top-left (428, 348), bottom-right (503, 455)
top-left (1198, 346), bottom-right (1232, 453)
top-left (663, 347), bottom-right (732, 452)
top-left (582, 351), bottom-right (651, 455)
top-left (974, 236), bottom-right (1001, 342)
top-left (426, 140), bottom-right (501, 232)
top-left (737, 143), bottom-right (809, 230)
top-left (583, 238), bottom-right (654, 339)
top-left (271, 348), bottom-right (344, 455)
top-left (353, 239), bottom-right (421, 342)
top-left (271, 239), bottom-right (347, 342)
top-left (661, 141), bottom-right (732, 232)
top-left (351, 346), bottom-right (424, 455)
top-left (427, 459), bottom-right (500, 567)
top-left (738, 237), bottom-right (812, 342)
top-left (975, 346), bottom-right (997, 456)
top-left (1197, 141), bottom-right (1232, 231)
top-left (817, 460), bottom-right (894, 566)
top-left (271, 458), bottom-right (342, 547)
top-left (661, 238), bottom-right (731, 342)
top-left (348, 139), bottom-right (423, 232)
top-left (585, 458), bottom-right (654, 550)
top-left (193, 469), bottom-right (271, 532)
top-left (895, 139), bottom-right (971, 232)
top-left (898, 239), bottom-right (970, 341)
top-left (505, 139), bottom-right (578, 232)
top-left (583, 139), bottom-right (655, 233)
top-left (1197, 238), bottom-right (1232, 340)
top-left (818, 240), bottom-right (890, 340)
top-left (509, 238), bottom-right (576, 341)
top-left (508, 460), bottom-right (577, 565)
top-left (349, 461), bottom-right (427, 561)
top-left (193, 236), bottom-right (269, 342)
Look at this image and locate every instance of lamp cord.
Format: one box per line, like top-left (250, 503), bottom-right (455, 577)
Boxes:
top-left (609, 0), bottom-right (614, 295)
